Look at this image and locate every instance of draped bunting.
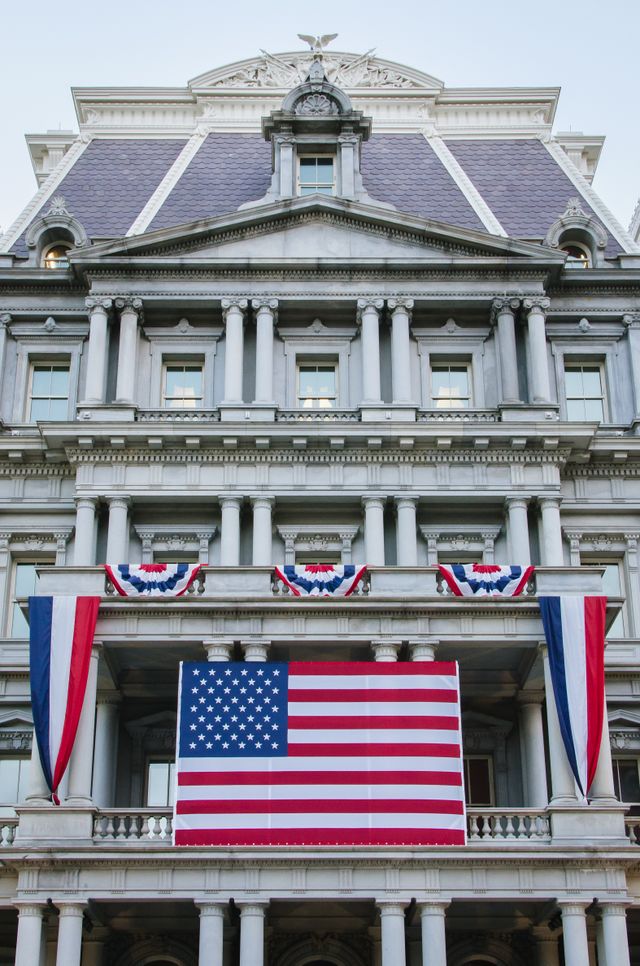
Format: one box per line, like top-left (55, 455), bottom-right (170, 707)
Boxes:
top-left (438, 563), bottom-right (534, 598)
top-left (105, 564), bottom-right (202, 597)
top-left (274, 565), bottom-right (368, 597)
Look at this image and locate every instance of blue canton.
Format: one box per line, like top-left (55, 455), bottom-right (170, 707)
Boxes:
top-left (179, 662), bottom-right (288, 758)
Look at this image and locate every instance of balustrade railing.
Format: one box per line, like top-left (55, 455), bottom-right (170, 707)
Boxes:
top-left (137, 409), bottom-right (220, 422)
top-left (625, 817), bottom-right (640, 844)
top-left (417, 409), bottom-right (500, 423)
top-left (0, 820), bottom-right (17, 847)
top-left (276, 409), bottom-right (360, 422)
top-left (93, 810), bottom-right (172, 842)
top-left (467, 809), bottom-right (550, 841)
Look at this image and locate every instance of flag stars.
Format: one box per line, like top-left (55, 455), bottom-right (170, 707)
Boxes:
top-left (191, 687), bottom-right (198, 694)
top-left (199, 697), bottom-right (206, 704)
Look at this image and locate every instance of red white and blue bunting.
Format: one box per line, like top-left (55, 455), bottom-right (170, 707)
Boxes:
top-left (438, 564), bottom-right (534, 598)
top-left (105, 564), bottom-right (202, 598)
top-left (274, 565), bottom-right (368, 597)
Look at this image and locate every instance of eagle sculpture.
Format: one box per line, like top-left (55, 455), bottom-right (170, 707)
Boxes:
top-left (297, 33), bottom-right (338, 54)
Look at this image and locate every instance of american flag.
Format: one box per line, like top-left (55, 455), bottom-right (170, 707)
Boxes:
top-left (173, 660), bottom-right (465, 847)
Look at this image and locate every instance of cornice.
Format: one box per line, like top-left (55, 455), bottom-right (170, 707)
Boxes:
top-left (0, 463), bottom-right (74, 477)
top-left (565, 462), bottom-right (640, 478)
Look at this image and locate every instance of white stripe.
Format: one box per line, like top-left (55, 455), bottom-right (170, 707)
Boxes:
top-left (560, 597), bottom-right (588, 792)
top-left (178, 784), bottom-right (465, 802)
top-left (48, 597), bottom-right (77, 770)
top-left (126, 132), bottom-right (206, 236)
top-left (288, 728), bottom-right (459, 744)
top-left (178, 755), bottom-right (462, 773)
top-left (289, 674), bottom-right (457, 690)
top-left (174, 812), bottom-right (464, 831)
top-left (288, 701), bottom-right (458, 716)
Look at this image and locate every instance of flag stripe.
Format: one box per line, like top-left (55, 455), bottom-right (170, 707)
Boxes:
top-left (178, 755), bottom-right (462, 774)
top-left (561, 597), bottom-right (588, 793)
top-left (288, 715), bottom-right (459, 729)
top-left (49, 597), bottom-right (76, 777)
top-left (176, 798), bottom-right (465, 815)
top-left (288, 701), bottom-right (458, 716)
top-left (174, 828), bottom-right (467, 846)
top-left (177, 784), bottom-right (465, 802)
top-left (178, 769), bottom-right (464, 787)
top-left (28, 597), bottom-right (54, 788)
top-left (175, 811), bottom-right (463, 830)
top-left (289, 662), bottom-right (457, 677)
top-left (289, 688), bottom-right (458, 703)
top-left (288, 742), bottom-right (461, 757)
top-left (585, 596), bottom-right (606, 790)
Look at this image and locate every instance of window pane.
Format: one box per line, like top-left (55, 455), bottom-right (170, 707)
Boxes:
top-left (47, 398), bottom-right (69, 421)
top-left (564, 369), bottom-right (583, 395)
top-left (147, 762), bottom-right (171, 807)
top-left (49, 367), bottom-right (70, 396)
top-left (464, 758), bottom-right (492, 806)
top-left (617, 760), bottom-right (640, 802)
top-left (581, 368), bottom-right (602, 395)
top-left (11, 564), bottom-right (38, 638)
top-left (0, 759), bottom-right (21, 804)
top-left (566, 398), bottom-right (585, 421)
top-left (583, 398), bottom-right (604, 422)
top-left (31, 367), bottom-right (52, 396)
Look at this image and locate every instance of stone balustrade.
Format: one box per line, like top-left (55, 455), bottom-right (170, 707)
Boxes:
top-left (93, 810), bottom-right (172, 842)
top-left (467, 809), bottom-right (551, 842)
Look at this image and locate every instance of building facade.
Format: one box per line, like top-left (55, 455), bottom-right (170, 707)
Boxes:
top-left (1, 42), bottom-right (640, 966)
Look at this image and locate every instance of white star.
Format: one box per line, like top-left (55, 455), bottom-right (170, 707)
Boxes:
top-left (191, 687), bottom-right (198, 694)
top-left (239, 723), bottom-right (246, 731)
top-left (223, 705), bottom-right (230, 712)
top-left (206, 723), bottom-right (213, 731)
top-left (223, 723), bottom-right (229, 731)
top-left (273, 670), bottom-right (280, 676)
top-left (239, 742), bottom-right (246, 749)
top-left (239, 705), bottom-right (247, 713)
top-left (272, 723), bottom-right (279, 731)
top-left (206, 742), bottom-right (213, 749)
top-left (255, 724), bottom-right (262, 731)
top-left (198, 734), bottom-right (205, 741)
top-left (272, 706), bottom-right (279, 713)
top-left (264, 698), bottom-right (271, 705)
top-left (193, 669), bottom-right (200, 676)
top-left (231, 697), bottom-right (239, 704)
top-left (200, 678), bottom-right (207, 687)
top-left (257, 669), bottom-right (264, 677)
top-left (209, 669), bottom-right (216, 676)
top-left (199, 697), bottom-right (206, 704)
top-left (190, 705), bottom-right (197, 712)
top-left (206, 705), bottom-right (213, 713)
top-left (189, 742), bottom-right (196, 749)
top-left (256, 741), bottom-right (262, 748)
top-left (190, 724), bottom-right (196, 731)
top-left (215, 715), bottom-right (222, 723)
top-left (240, 687), bottom-right (247, 694)
top-left (215, 734), bottom-right (221, 742)
top-left (241, 668), bottom-right (248, 676)
top-left (256, 706), bottom-right (262, 713)
top-left (265, 679), bottom-right (271, 686)
top-left (198, 715), bottom-right (205, 722)
top-left (231, 733), bottom-right (238, 741)
top-left (247, 734), bottom-right (254, 741)
top-left (248, 715), bottom-right (254, 722)
top-left (231, 715), bottom-right (238, 722)
top-left (273, 687), bottom-right (279, 694)
top-left (208, 687), bottom-right (214, 694)
top-left (271, 742), bottom-right (278, 749)
top-left (256, 687), bottom-right (263, 694)
top-left (264, 715), bottom-right (271, 723)
top-left (248, 697), bottom-right (255, 704)
top-left (232, 678), bottom-right (239, 686)
top-left (215, 697), bottom-right (222, 704)
top-left (224, 687), bottom-right (231, 694)
top-left (224, 669), bottom-right (232, 676)
top-left (222, 742), bottom-right (229, 749)
top-left (248, 678), bottom-right (255, 686)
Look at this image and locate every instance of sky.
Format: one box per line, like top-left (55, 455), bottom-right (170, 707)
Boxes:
top-left (1, 0), bottom-right (638, 235)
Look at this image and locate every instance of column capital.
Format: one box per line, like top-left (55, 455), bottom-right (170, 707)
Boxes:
top-left (557, 901), bottom-right (590, 914)
top-left (253, 298), bottom-right (278, 315)
top-left (388, 297), bottom-right (414, 316)
top-left (97, 690), bottom-right (122, 707)
top-left (362, 494), bottom-right (386, 510)
top-left (371, 639), bottom-right (401, 662)
top-left (394, 495), bottom-right (418, 509)
top-left (357, 298), bottom-right (384, 322)
top-left (409, 637), bottom-right (438, 661)
top-left (204, 638), bottom-right (234, 662)
top-left (195, 900), bottom-right (227, 917)
top-left (250, 495), bottom-right (275, 509)
top-left (115, 296), bottom-right (143, 318)
top-left (75, 495), bottom-right (98, 510)
top-left (491, 297), bottom-right (520, 323)
top-left (538, 495), bottom-right (562, 509)
top-left (505, 495), bottom-right (530, 510)
top-left (377, 901), bottom-right (409, 915)
top-left (523, 296), bottom-right (551, 314)
top-left (417, 900), bottom-right (450, 914)
top-left (241, 638), bottom-right (270, 662)
top-left (598, 901), bottom-right (632, 915)
top-left (622, 313), bottom-right (640, 329)
top-left (236, 900), bottom-right (269, 912)
top-left (13, 902), bottom-right (46, 914)
top-left (55, 901), bottom-right (86, 916)
top-left (106, 494), bottom-right (131, 509)
top-left (85, 297), bottom-right (113, 314)
top-left (219, 494), bottom-right (243, 509)
top-left (221, 298), bottom-right (249, 320)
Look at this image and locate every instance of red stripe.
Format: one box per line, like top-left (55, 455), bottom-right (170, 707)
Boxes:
top-left (511, 565), bottom-right (535, 596)
top-left (52, 597), bottom-right (100, 791)
top-left (178, 770), bottom-right (464, 787)
top-left (584, 595), bottom-right (606, 792)
top-left (287, 742), bottom-right (461, 757)
top-left (288, 714), bottom-right (459, 730)
top-left (289, 661), bottom-right (458, 676)
top-left (437, 566), bottom-right (464, 596)
top-left (289, 688), bottom-right (458, 703)
top-left (176, 798), bottom-right (464, 815)
top-left (174, 828), bottom-right (467, 846)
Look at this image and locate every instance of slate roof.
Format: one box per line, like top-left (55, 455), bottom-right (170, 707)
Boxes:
top-left (361, 134), bottom-right (484, 231)
top-left (446, 138), bottom-right (622, 256)
top-left (148, 133), bottom-right (272, 231)
top-left (11, 138), bottom-right (187, 256)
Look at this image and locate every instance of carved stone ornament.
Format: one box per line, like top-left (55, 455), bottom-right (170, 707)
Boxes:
top-left (591, 534), bottom-right (613, 551)
top-left (48, 194), bottom-right (69, 216)
top-left (43, 317), bottom-right (56, 333)
top-left (295, 92), bottom-right (339, 115)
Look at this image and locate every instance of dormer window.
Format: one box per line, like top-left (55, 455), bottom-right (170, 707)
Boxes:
top-left (561, 242), bottom-right (590, 268)
top-left (298, 156), bottom-right (335, 196)
top-left (42, 242), bottom-right (72, 270)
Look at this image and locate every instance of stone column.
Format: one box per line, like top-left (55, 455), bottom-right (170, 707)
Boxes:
top-left (388, 298), bottom-right (414, 404)
top-left (196, 902), bottom-right (225, 966)
top-left (623, 314), bottom-right (640, 420)
top-left (0, 314), bottom-right (11, 388)
top-left (73, 497), bottom-right (97, 566)
top-left (56, 903), bottom-right (85, 966)
top-left (505, 497), bottom-right (531, 564)
top-left (204, 638), bottom-right (234, 662)
top-left (278, 137), bottom-right (295, 196)
top-left (339, 135), bottom-right (357, 198)
top-left (241, 639), bottom-right (269, 662)
top-left (588, 713), bottom-right (617, 802)
top-left (410, 638), bottom-right (438, 662)
top-left (66, 643), bottom-right (101, 805)
top-left (357, 299), bottom-right (383, 404)
top-left (624, 532), bottom-right (640, 636)
top-left (600, 903), bottom-right (630, 966)
top-left (539, 497), bottom-right (564, 566)
top-left (82, 298), bottom-right (112, 404)
top-left (518, 699), bottom-right (549, 808)
top-left (14, 904), bottom-right (45, 966)
top-left (372, 639), bottom-right (401, 662)
top-left (251, 497), bottom-right (274, 566)
top-left (105, 496), bottom-right (130, 563)
top-left (238, 903), bottom-right (266, 966)
top-left (92, 694), bottom-right (120, 807)
top-left (222, 299), bottom-right (248, 404)
top-left (363, 495), bottom-right (385, 565)
top-left (418, 902), bottom-right (448, 966)
top-left (491, 298), bottom-right (521, 404)
top-left (395, 497), bottom-right (418, 566)
top-left (531, 926), bottom-right (560, 966)
top-left (559, 903), bottom-right (590, 966)
top-left (378, 903), bottom-right (406, 966)
top-left (26, 733), bottom-right (51, 803)
top-left (114, 297), bottom-right (142, 405)
top-left (219, 496), bottom-right (242, 566)
top-left (81, 934), bottom-right (106, 966)
top-left (523, 297), bottom-right (552, 404)
top-left (253, 299), bottom-right (277, 404)
top-left (542, 644), bottom-right (579, 804)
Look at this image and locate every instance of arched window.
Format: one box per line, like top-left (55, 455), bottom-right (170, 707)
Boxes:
top-left (561, 241), bottom-right (591, 268)
top-left (42, 242), bottom-right (72, 270)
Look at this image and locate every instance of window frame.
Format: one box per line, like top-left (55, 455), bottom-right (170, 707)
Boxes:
top-left (297, 154), bottom-right (336, 197)
top-left (144, 757), bottom-right (176, 808)
top-left (550, 340), bottom-right (619, 424)
top-left (144, 319), bottom-right (221, 410)
top-left (281, 326), bottom-right (354, 410)
top-left (563, 361), bottom-right (607, 423)
top-left (612, 756), bottom-right (640, 807)
top-left (41, 241), bottom-right (72, 270)
top-left (463, 754), bottom-right (495, 807)
top-left (26, 361), bottom-right (71, 423)
top-left (296, 360), bottom-right (338, 409)
top-left (429, 362), bottom-right (472, 409)
top-left (8, 556), bottom-right (56, 638)
top-left (415, 331), bottom-right (488, 411)
top-left (583, 557), bottom-right (627, 638)
top-left (161, 361), bottom-right (205, 410)
top-left (0, 754), bottom-right (31, 816)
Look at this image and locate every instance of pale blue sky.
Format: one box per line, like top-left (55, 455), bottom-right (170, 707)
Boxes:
top-left (1, 0), bottom-right (638, 235)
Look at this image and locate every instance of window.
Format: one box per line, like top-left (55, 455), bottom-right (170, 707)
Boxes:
top-left (431, 365), bottom-right (471, 408)
top-left (297, 363), bottom-right (337, 409)
top-left (613, 758), bottom-right (640, 806)
top-left (146, 760), bottom-right (175, 807)
top-left (28, 363), bottom-right (70, 421)
top-left (463, 756), bottom-right (494, 806)
top-left (42, 242), bottom-right (72, 270)
top-left (162, 364), bottom-right (203, 409)
top-left (10, 562), bottom-right (46, 638)
top-left (298, 156), bottom-right (335, 196)
top-left (0, 757), bottom-right (29, 816)
top-left (564, 364), bottom-right (605, 421)
top-left (561, 242), bottom-right (591, 268)
top-left (589, 560), bottom-right (625, 638)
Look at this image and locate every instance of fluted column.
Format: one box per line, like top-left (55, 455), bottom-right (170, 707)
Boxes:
top-left (395, 496), bottom-right (418, 565)
top-left (505, 497), bottom-right (531, 564)
top-left (600, 903), bottom-right (631, 966)
top-left (539, 497), bottom-right (564, 566)
top-left (219, 495), bottom-right (242, 566)
top-left (114, 297), bottom-right (142, 405)
top-left (378, 903), bottom-right (406, 966)
top-left (204, 638), bottom-right (233, 662)
top-left (56, 902), bottom-right (85, 966)
top-left (518, 699), bottom-right (549, 808)
top-left (357, 299), bottom-right (383, 404)
top-left (253, 299), bottom-right (277, 404)
top-left (241, 639), bottom-right (269, 662)
top-left (238, 903), bottom-right (266, 966)
top-left (14, 903), bottom-right (45, 966)
top-left (559, 903), bottom-right (590, 966)
top-left (372, 639), bottom-right (401, 662)
top-left (66, 643), bottom-right (101, 805)
top-left (222, 299), bottom-right (248, 404)
top-left (363, 495), bottom-right (385, 565)
top-left (92, 694), bottom-right (120, 807)
top-left (251, 497), bottom-right (274, 565)
top-left (388, 298), bottom-right (414, 404)
top-left (419, 902), bottom-right (448, 966)
top-left (105, 496), bottom-right (130, 563)
top-left (410, 638), bottom-right (438, 662)
top-left (542, 644), bottom-right (579, 804)
top-left (196, 902), bottom-right (225, 966)
top-left (523, 297), bottom-right (552, 404)
top-left (491, 298), bottom-right (521, 404)
top-left (82, 298), bottom-right (112, 404)
top-left (73, 497), bottom-right (97, 566)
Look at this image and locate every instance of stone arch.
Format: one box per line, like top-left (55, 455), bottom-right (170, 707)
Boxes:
top-left (274, 935), bottom-right (368, 966)
top-left (544, 197), bottom-right (608, 267)
top-left (24, 194), bottom-right (88, 266)
top-left (112, 937), bottom-right (196, 966)
top-left (449, 936), bottom-right (529, 966)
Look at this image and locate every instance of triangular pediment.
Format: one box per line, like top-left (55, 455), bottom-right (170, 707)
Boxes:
top-left (73, 197), bottom-right (563, 268)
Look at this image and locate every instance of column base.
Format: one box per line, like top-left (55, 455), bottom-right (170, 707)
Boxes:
top-left (550, 803), bottom-right (629, 844)
top-left (77, 403), bottom-right (137, 422)
top-left (15, 805), bottom-right (97, 845)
